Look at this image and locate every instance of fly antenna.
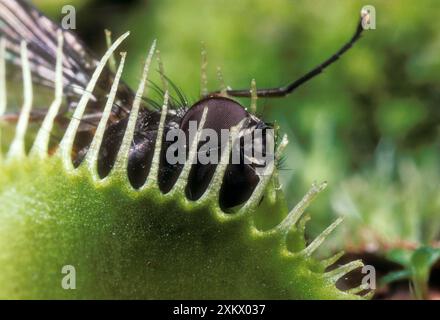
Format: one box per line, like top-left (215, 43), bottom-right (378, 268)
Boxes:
top-left (217, 13), bottom-right (369, 98)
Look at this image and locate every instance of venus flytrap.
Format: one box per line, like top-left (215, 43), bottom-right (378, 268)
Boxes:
top-left (0, 1), bottom-right (372, 300)
top-left (0, 33), bottom-right (370, 299)
top-left (381, 246), bottom-right (440, 300)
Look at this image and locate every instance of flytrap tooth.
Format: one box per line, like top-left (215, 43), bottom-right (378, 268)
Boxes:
top-left (275, 181), bottom-right (327, 236)
top-left (111, 40), bottom-right (157, 177)
top-left (324, 259), bottom-right (364, 283)
top-left (173, 106), bottom-right (209, 192)
top-left (0, 37), bottom-right (6, 162)
top-left (216, 66), bottom-right (227, 96)
top-left (0, 38), bottom-right (5, 116)
top-left (199, 118), bottom-right (247, 203)
top-left (156, 49), bottom-right (168, 91)
top-left (200, 42), bottom-right (208, 97)
top-left (30, 31), bottom-right (64, 158)
top-left (250, 79), bottom-right (257, 114)
top-left (346, 283), bottom-right (370, 295)
top-left (300, 217), bottom-right (344, 257)
top-left (321, 251), bottom-right (345, 268)
top-left (297, 214), bottom-right (311, 234)
top-left (275, 134), bottom-right (289, 160)
top-left (84, 52), bottom-right (127, 178)
top-left (104, 29), bottom-right (117, 73)
top-left (362, 290), bottom-right (375, 300)
top-left (236, 128), bottom-right (277, 217)
top-left (237, 156), bottom-right (276, 217)
top-left (237, 168), bottom-right (275, 216)
top-left (262, 134), bottom-right (287, 206)
top-left (144, 90), bottom-right (169, 187)
top-left (7, 41), bottom-right (32, 160)
top-left (57, 31), bottom-right (130, 171)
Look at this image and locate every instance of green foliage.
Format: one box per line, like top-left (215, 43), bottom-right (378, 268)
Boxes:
top-left (382, 246), bottom-right (440, 299)
top-left (330, 142), bottom-right (440, 249)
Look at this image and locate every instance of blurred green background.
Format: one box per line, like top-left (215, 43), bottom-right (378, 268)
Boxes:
top-left (34, 0), bottom-right (440, 253)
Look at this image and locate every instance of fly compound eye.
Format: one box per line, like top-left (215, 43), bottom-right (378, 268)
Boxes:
top-left (158, 97), bottom-right (264, 210)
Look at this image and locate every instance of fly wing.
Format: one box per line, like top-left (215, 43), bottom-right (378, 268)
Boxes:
top-left (0, 0), bottom-right (99, 97)
top-left (0, 0), bottom-right (134, 121)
